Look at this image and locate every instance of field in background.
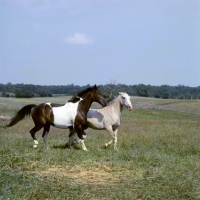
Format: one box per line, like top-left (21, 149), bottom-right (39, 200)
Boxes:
top-left (1, 95), bottom-right (200, 112)
top-left (0, 96), bottom-right (200, 199)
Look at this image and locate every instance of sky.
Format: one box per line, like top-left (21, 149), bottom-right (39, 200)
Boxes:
top-left (0, 0), bottom-right (200, 87)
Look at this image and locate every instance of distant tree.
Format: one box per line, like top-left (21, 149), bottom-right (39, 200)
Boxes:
top-left (162, 92), bottom-right (171, 99)
top-left (137, 84), bottom-right (149, 97)
top-left (1, 82), bottom-right (200, 99)
top-left (1, 92), bottom-right (7, 97)
top-left (15, 89), bottom-right (34, 98)
top-left (154, 91), bottom-right (161, 98)
top-left (1, 92), bottom-right (10, 97)
top-left (36, 90), bottom-right (52, 97)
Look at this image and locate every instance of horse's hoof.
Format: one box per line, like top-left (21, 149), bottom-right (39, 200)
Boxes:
top-left (33, 145), bottom-right (37, 149)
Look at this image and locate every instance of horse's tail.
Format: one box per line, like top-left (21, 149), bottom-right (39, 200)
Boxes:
top-left (7, 104), bottom-right (37, 127)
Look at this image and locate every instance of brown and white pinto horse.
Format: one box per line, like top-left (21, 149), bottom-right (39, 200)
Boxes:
top-left (7, 85), bottom-right (107, 151)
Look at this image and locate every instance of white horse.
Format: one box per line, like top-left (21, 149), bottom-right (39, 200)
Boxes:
top-left (69, 92), bottom-right (133, 151)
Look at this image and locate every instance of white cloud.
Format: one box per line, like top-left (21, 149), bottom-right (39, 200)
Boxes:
top-left (63, 33), bottom-right (94, 45)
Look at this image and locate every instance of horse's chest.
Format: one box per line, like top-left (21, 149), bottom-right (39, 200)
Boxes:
top-left (106, 115), bottom-right (120, 129)
top-left (112, 122), bottom-right (120, 129)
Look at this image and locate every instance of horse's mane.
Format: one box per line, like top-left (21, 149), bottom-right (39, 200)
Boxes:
top-left (107, 95), bottom-right (118, 106)
top-left (68, 86), bottom-right (94, 102)
top-left (76, 86), bottom-right (94, 98)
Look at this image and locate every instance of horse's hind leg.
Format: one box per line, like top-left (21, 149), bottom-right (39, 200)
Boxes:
top-left (42, 123), bottom-right (50, 148)
top-left (30, 125), bottom-right (43, 148)
top-left (104, 126), bottom-right (115, 148)
top-left (69, 128), bottom-right (76, 149)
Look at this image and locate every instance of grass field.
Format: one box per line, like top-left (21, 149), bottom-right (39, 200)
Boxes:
top-left (0, 97), bottom-right (200, 199)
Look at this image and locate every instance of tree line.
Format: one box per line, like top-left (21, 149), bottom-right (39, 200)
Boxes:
top-left (0, 82), bottom-right (200, 99)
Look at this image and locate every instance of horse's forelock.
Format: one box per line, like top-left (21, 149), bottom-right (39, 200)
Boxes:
top-left (119, 92), bottom-right (129, 98)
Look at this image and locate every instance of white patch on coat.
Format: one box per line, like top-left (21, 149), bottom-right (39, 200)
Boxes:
top-left (51, 100), bottom-right (82, 128)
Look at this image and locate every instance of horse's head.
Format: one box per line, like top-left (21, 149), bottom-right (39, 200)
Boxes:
top-left (91, 85), bottom-right (107, 107)
top-left (119, 92), bottom-right (132, 111)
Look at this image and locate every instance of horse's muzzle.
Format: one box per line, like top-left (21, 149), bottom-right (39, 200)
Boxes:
top-left (127, 105), bottom-right (132, 111)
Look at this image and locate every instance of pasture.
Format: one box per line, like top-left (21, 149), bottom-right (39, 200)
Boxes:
top-left (0, 96), bottom-right (200, 199)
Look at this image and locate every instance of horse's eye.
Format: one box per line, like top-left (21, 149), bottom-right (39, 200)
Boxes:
top-left (122, 97), bottom-right (125, 99)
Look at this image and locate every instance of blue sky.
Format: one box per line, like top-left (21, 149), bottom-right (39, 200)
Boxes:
top-left (0, 0), bottom-right (200, 86)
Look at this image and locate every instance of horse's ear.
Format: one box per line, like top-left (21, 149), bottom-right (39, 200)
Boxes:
top-left (119, 92), bottom-right (122, 95)
top-left (94, 84), bottom-right (98, 89)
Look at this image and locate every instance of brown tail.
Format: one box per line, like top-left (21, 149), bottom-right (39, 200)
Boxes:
top-left (7, 104), bottom-right (37, 127)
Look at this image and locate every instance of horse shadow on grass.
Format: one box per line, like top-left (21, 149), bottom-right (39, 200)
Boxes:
top-left (52, 143), bottom-right (81, 150)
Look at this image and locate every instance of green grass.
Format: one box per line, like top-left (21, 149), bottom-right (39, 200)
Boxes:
top-left (0, 97), bottom-right (200, 199)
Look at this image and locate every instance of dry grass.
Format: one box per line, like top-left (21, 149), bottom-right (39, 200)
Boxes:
top-left (36, 163), bottom-right (144, 186)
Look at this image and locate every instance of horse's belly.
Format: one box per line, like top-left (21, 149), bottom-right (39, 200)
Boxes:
top-left (53, 123), bottom-right (70, 129)
top-left (53, 116), bottom-right (73, 128)
top-left (87, 118), bottom-right (105, 130)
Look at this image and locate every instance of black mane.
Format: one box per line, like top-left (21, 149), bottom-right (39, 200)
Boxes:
top-left (68, 86), bottom-right (96, 102)
top-left (76, 87), bottom-right (94, 98)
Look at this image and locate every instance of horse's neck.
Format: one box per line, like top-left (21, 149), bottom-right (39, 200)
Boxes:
top-left (109, 96), bottom-right (123, 115)
top-left (79, 94), bottom-right (92, 114)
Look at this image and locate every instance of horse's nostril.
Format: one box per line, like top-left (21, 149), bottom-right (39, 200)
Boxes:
top-left (128, 106), bottom-right (132, 110)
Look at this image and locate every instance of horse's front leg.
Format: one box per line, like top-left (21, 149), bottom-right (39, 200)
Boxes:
top-left (113, 129), bottom-right (118, 151)
top-left (75, 125), bottom-right (88, 151)
top-left (104, 126), bottom-right (118, 151)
